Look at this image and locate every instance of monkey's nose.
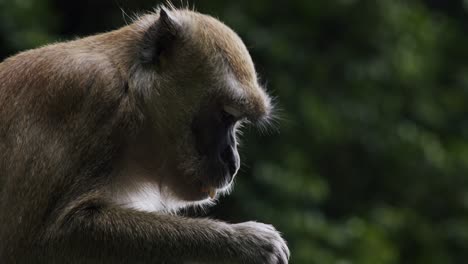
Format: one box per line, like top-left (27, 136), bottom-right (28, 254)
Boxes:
top-left (220, 145), bottom-right (239, 180)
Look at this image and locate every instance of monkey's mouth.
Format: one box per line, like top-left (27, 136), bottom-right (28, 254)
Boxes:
top-left (200, 186), bottom-right (217, 199)
top-left (197, 176), bottom-right (234, 200)
top-left (195, 161), bottom-right (237, 200)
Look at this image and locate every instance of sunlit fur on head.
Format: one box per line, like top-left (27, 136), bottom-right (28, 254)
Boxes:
top-left (129, 6), bottom-right (275, 126)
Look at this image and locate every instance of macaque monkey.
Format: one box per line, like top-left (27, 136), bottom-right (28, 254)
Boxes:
top-left (0, 5), bottom-right (289, 264)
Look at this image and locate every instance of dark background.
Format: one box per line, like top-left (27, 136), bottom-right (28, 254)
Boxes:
top-left (2, 0), bottom-right (468, 263)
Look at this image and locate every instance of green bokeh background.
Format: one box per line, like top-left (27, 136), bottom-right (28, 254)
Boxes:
top-left (2, 0), bottom-right (468, 263)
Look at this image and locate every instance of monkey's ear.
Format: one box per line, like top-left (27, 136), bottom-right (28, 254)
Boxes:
top-left (140, 8), bottom-right (180, 66)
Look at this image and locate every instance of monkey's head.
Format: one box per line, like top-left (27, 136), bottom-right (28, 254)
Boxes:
top-left (128, 8), bottom-right (272, 202)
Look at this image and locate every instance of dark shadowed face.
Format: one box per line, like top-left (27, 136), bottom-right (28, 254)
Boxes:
top-left (158, 77), bottom-right (271, 202)
top-left (191, 99), bottom-right (242, 196)
top-left (149, 68), bottom-right (270, 202)
top-left (152, 78), bottom-right (250, 201)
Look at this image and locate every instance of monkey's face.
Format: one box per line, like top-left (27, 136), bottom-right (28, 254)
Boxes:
top-left (135, 10), bottom-right (272, 202)
top-left (174, 100), bottom-right (242, 201)
top-left (190, 100), bottom-right (241, 195)
top-left (150, 69), bottom-right (257, 202)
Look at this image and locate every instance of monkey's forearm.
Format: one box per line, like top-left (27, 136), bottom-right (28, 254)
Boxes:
top-left (42, 201), bottom-right (238, 263)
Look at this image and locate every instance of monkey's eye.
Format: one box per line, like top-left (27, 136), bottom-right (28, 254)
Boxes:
top-left (221, 109), bottom-right (237, 124)
top-left (221, 106), bottom-right (243, 123)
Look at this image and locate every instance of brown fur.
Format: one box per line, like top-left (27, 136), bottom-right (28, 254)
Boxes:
top-left (0, 6), bottom-right (288, 264)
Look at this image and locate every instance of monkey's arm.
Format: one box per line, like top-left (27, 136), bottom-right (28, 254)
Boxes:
top-left (42, 197), bottom-right (287, 264)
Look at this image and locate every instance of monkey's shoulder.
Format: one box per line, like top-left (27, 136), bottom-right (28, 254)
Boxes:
top-left (0, 42), bottom-right (129, 117)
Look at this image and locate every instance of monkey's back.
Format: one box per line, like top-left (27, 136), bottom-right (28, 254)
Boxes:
top-left (0, 42), bottom-right (138, 260)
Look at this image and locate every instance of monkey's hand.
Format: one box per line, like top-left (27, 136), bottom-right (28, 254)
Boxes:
top-left (232, 221), bottom-right (290, 264)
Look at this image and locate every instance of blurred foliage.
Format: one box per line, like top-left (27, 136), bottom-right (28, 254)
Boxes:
top-left (2, 0), bottom-right (468, 263)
